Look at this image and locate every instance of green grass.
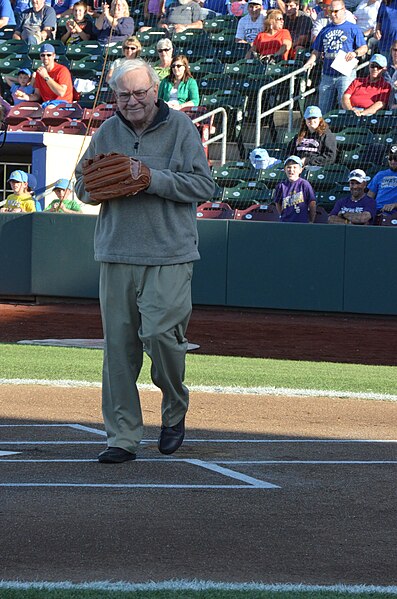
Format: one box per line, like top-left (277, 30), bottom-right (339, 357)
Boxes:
top-left (0, 343), bottom-right (396, 397)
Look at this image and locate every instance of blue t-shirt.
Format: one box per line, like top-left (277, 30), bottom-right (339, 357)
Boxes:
top-left (330, 194), bottom-right (377, 224)
top-left (274, 177), bottom-right (316, 223)
top-left (10, 82), bottom-right (35, 104)
top-left (368, 169), bottom-right (397, 210)
top-left (312, 20), bottom-right (366, 76)
top-left (0, 0), bottom-right (16, 24)
top-left (203, 0), bottom-right (228, 14)
top-left (49, 0), bottom-right (78, 14)
top-left (376, 0), bottom-right (397, 55)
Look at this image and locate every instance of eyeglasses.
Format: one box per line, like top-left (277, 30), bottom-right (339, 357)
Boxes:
top-left (40, 53), bottom-right (53, 57)
top-left (330, 8), bottom-right (343, 13)
top-left (172, 64), bottom-right (184, 68)
top-left (369, 63), bottom-right (382, 68)
top-left (123, 46), bottom-right (138, 51)
top-left (116, 85), bottom-right (153, 102)
top-left (275, 16), bottom-right (284, 19)
top-left (158, 48), bottom-right (171, 53)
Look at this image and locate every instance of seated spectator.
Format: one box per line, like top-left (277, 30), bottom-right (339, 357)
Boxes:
top-left (286, 105), bottom-right (337, 166)
top-left (0, 0), bottom-right (16, 27)
top-left (274, 155), bottom-right (316, 222)
top-left (106, 35), bottom-right (141, 81)
top-left (143, 0), bottom-right (164, 27)
top-left (374, 0), bottom-right (397, 57)
top-left (158, 54), bottom-right (199, 109)
top-left (0, 170), bottom-right (36, 213)
top-left (154, 37), bottom-right (174, 80)
top-left (25, 43), bottom-right (74, 107)
top-left (158, 0), bottom-right (203, 34)
top-left (94, 0), bottom-right (134, 45)
top-left (384, 40), bottom-right (397, 108)
top-left (283, 0), bottom-right (312, 58)
top-left (367, 145), bottom-right (397, 213)
top-left (341, 53), bottom-right (391, 116)
top-left (247, 9), bottom-right (292, 60)
top-left (61, 1), bottom-right (93, 44)
top-left (45, 178), bottom-right (82, 213)
top-left (353, 0), bottom-right (380, 40)
top-left (235, 0), bottom-right (264, 45)
top-left (328, 169), bottom-right (377, 224)
top-left (13, 0), bottom-right (57, 44)
top-left (4, 68), bottom-right (35, 105)
top-left (50, 0), bottom-right (79, 18)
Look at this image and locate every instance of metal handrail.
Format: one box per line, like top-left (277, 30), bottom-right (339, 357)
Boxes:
top-left (255, 59), bottom-right (370, 148)
top-left (192, 106), bottom-right (228, 165)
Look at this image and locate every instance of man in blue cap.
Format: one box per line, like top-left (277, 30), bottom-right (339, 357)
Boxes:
top-left (0, 170), bottom-right (36, 213)
top-left (13, 0), bottom-right (56, 44)
top-left (341, 53), bottom-right (391, 116)
top-left (45, 178), bottom-right (82, 213)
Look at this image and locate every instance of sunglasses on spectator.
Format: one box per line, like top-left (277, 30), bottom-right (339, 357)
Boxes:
top-left (123, 46), bottom-right (138, 50)
top-left (158, 48), bottom-right (171, 52)
top-left (275, 16), bottom-right (284, 19)
top-left (172, 64), bottom-right (184, 68)
top-left (330, 8), bottom-right (343, 13)
top-left (369, 63), bottom-right (382, 68)
top-left (40, 53), bottom-right (53, 56)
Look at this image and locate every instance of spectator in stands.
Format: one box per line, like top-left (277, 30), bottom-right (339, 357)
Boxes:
top-left (305, 0), bottom-right (367, 116)
top-left (199, 0), bottom-right (230, 19)
top-left (367, 145), bottom-right (397, 213)
top-left (158, 0), bottom-right (203, 33)
top-left (353, 0), bottom-right (380, 41)
top-left (286, 105), bottom-right (337, 166)
top-left (310, 0), bottom-right (356, 42)
top-left (13, 0), bottom-right (57, 44)
top-left (4, 68), bottom-right (35, 106)
top-left (24, 43), bottom-right (74, 107)
top-left (158, 54), bottom-right (199, 109)
top-left (45, 179), bottom-right (82, 213)
top-left (328, 168), bottom-right (377, 224)
top-left (283, 0), bottom-right (312, 58)
top-left (0, 0), bottom-right (16, 27)
top-left (274, 155), bottom-right (316, 222)
top-left (61, 1), bottom-right (93, 44)
top-left (0, 170), bottom-right (36, 213)
top-left (341, 53), bottom-right (391, 115)
top-left (94, 0), bottom-right (134, 45)
top-left (106, 35), bottom-right (142, 82)
top-left (154, 38), bottom-right (174, 80)
top-left (384, 40), bottom-right (397, 108)
top-left (50, 0), bottom-right (79, 18)
top-left (247, 9), bottom-right (292, 60)
top-left (143, 0), bottom-right (164, 27)
top-left (374, 0), bottom-right (397, 57)
top-left (235, 0), bottom-right (265, 45)
top-left (27, 173), bottom-right (42, 211)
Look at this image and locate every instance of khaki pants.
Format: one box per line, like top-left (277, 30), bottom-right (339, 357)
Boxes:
top-left (99, 262), bottom-right (193, 453)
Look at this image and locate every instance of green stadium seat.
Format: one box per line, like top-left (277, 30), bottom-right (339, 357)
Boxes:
top-left (204, 16), bottom-right (236, 33)
top-left (28, 40), bottom-right (66, 58)
top-left (65, 41), bottom-right (103, 60)
top-left (0, 26), bottom-right (15, 39)
top-left (305, 165), bottom-right (350, 191)
top-left (136, 30), bottom-right (167, 46)
top-left (335, 127), bottom-right (373, 149)
top-left (198, 73), bottom-right (233, 94)
top-left (0, 39), bottom-right (29, 56)
top-left (0, 56), bottom-right (32, 73)
top-left (70, 57), bottom-right (103, 78)
top-left (256, 165), bottom-right (285, 188)
top-left (189, 57), bottom-right (224, 76)
top-left (215, 44), bottom-right (247, 64)
top-left (211, 161), bottom-right (256, 187)
top-left (223, 181), bottom-right (273, 208)
top-left (139, 45), bottom-right (158, 61)
top-left (323, 109), bottom-right (361, 132)
top-left (361, 110), bottom-right (397, 134)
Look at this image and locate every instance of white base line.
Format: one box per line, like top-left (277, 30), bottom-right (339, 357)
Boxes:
top-left (0, 483), bottom-right (268, 489)
top-left (1, 439), bottom-right (396, 444)
top-left (0, 459), bottom-right (395, 464)
top-left (186, 458), bottom-right (280, 488)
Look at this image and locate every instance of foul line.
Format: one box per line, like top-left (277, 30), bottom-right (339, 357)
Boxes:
top-left (1, 378), bottom-right (397, 401)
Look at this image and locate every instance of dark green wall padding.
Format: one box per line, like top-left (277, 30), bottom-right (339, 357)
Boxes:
top-left (1, 214), bottom-right (396, 315)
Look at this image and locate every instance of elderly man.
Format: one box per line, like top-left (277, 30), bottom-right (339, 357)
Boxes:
top-left (305, 0), bottom-right (367, 116)
top-left (75, 59), bottom-right (214, 464)
top-left (159, 0), bottom-right (203, 33)
top-left (13, 0), bottom-right (56, 44)
top-left (341, 53), bottom-right (391, 116)
top-left (328, 169), bottom-right (377, 224)
top-left (235, 0), bottom-right (265, 45)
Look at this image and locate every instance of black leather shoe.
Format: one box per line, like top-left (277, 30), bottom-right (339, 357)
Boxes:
top-left (98, 447), bottom-right (136, 463)
top-left (158, 416), bottom-right (185, 455)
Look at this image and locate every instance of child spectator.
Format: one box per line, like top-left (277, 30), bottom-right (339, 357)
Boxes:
top-left (61, 1), bottom-right (93, 45)
top-left (0, 170), bottom-right (36, 213)
top-left (45, 178), bottom-right (82, 213)
top-left (274, 155), bottom-right (316, 222)
top-left (4, 68), bottom-right (35, 106)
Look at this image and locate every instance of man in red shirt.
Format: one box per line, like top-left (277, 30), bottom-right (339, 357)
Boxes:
top-left (22, 43), bottom-right (74, 107)
top-left (341, 53), bottom-right (391, 116)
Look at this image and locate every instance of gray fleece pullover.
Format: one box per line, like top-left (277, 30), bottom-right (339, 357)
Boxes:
top-left (75, 100), bottom-right (215, 266)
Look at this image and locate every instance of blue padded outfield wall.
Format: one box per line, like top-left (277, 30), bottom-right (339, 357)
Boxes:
top-left (0, 213), bottom-right (397, 315)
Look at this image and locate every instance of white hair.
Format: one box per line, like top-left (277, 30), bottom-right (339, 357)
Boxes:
top-left (109, 58), bottom-right (160, 90)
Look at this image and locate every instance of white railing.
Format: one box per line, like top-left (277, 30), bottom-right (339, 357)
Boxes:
top-left (192, 106), bottom-right (228, 165)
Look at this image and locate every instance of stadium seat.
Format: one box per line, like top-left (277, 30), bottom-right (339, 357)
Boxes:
top-left (323, 109), bottom-right (361, 132)
top-left (361, 110), bottom-right (397, 134)
top-left (376, 211), bottom-right (397, 226)
top-left (28, 40), bottom-right (66, 58)
top-left (340, 144), bottom-right (386, 169)
top-left (0, 55), bottom-right (32, 73)
top-left (314, 205), bottom-right (329, 223)
top-left (65, 41), bottom-right (103, 60)
top-left (208, 31), bottom-right (236, 47)
top-left (256, 165), bottom-right (285, 188)
top-left (200, 88), bottom-right (247, 148)
top-left (42, 103), bottom-right (84, 126)
top-left (70, 58), bottom-right (103, 78)
top-left (0, 39), bottom-right (29, 56)
top-left (211, 161), bottom-right (256, 187)
top-left (136, 30), bottom-right (167, 47)
top-left (183, 44), bottom-right (216, 63)
top-left (223, 181), bottom-right (273, 208)
top-left (204, 16), bottom-right (236, 33)
top-left (189, 58), bottom-right (224, 77)
top-left (373, 130), bottom-right (397, 146)
top-left (224, 58), bottom-right (266, 79)
top-left (316, 190), bottom-right (346, 210)
top-left (198, 73), bottom-right (233, 94)
top-left (196, 201), bottom-right (236, 219)
top-left (305, 165), bottom-right (350, 191)
top-left (215, 45), bottom-right (247, 63)
top-left (172, 30), bottom-right (208, 49)
top-left (0, 26), bottom-right (15, 39)
top-left (82, 103), bottom-right (116, 126)
top-left (6, 102), bottom-right (43, 124)
top-left (48, 120), bottom-right (87, 134)
top-left (234, 202), bottom-right (279, 221)
top-left (335, 127), bottom-right (373, 149)
top-left (7, 119), bottom-right (47, 132)
top-left (139, 45), bottom-right (158, 61)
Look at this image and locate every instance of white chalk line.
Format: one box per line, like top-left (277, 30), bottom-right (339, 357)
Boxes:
top-left (1, 378), bottom-right (397, 401)
top-left (0, 579), bottom-right (396, 594)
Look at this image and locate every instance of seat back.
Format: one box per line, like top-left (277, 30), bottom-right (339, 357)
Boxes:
top-left (48, 120), bottom-right (87, 135)
top-left (42, 103), bottom-right (83, 125)
top-left (6, 102), bottom-right (43, 124)
top-left (234, 203), bottom-right (279, 221)
top-left (196, 201), bottom-right (236, 219)
top-left (8, 119), bottom-right (47, 132)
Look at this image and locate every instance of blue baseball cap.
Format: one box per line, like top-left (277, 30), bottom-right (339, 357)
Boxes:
top-left (54, 178), bottom-right (72, 190)
top-left (18, 68), bottom-right (32, 76)
top-left (8, 170), bottom-right (28, 183)
top-left (40, 43), bottom-right (55, 54)
top-left (304, 105), bottom-right (322, 119)
top-left (284, 155), bottom-right (303, 168)
top-left (27, 173), bottom-right (37, 191)
top-left (369, 53), bottom-right (387, 68)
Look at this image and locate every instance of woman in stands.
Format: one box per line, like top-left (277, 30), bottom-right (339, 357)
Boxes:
top-left (61, 1), bottom-right (93, 45)
top-left (247, 9), bottom-right (292, 61)
top-left (106, 35), bottom-right (142, 81)
top-left (286, 105), bottom-right (337, 167)
top-left (154, 38), bottom-right (174, 81)
top-left (94, 0), bottom-right (134, 45)
top-left (158, 54), bottom-right (199, 110)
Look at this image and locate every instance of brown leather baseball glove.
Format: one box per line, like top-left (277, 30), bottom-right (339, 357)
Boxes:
top-left (82, 152), bottom-right (151, 202)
